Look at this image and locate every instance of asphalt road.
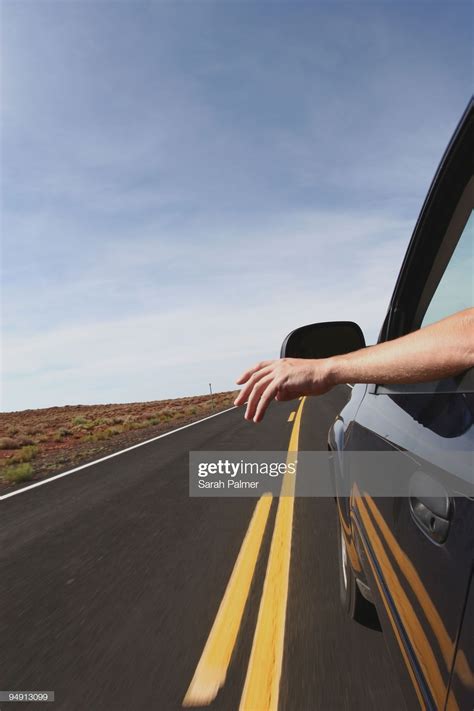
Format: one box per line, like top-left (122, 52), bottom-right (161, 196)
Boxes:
top-left (0, 387), bottom-right (406, 711)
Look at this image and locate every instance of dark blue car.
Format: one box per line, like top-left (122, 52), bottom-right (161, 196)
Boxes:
top-left (281, 100), bottom-right (473, 710)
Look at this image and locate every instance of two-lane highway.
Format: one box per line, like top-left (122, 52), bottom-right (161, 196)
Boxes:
top-left (0, 387), bottom-right (406, 710)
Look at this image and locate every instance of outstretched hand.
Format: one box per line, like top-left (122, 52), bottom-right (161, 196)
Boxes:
top-left (234, 309), bottom-right (474, 423)
top-left (234, 357), bottom-right (334, 423)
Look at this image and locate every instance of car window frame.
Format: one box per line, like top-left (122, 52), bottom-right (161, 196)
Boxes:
top-left (371, 99), bottom-right (474, 395)
top-left (414, 178), bottom-right (473, 330)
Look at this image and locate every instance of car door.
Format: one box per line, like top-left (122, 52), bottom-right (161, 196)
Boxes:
top-left (346, 101), bottom-right (474, 711)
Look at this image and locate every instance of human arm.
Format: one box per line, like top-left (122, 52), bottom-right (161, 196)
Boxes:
top-left (234, 308), bottom-right (474, 422)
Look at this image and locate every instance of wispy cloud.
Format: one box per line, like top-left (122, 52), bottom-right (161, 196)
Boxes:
top-left (3, 210), bottom-right (412, 409)
top-left (1, 1), bottom-right (472, 410)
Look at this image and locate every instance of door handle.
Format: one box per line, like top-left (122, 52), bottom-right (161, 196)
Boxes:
top-left (409, 470), bottom-right (452, 544)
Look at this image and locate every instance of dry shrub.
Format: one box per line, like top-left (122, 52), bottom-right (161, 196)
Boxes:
top-left (0, 437), bottom-right (20, 450)
top-left (1, 463), bottom-right (34, 484)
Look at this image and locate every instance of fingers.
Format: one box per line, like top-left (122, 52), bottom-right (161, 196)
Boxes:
top-left (234, 358), bottom-right (294, 421)
top-left (236, 360), bottom-right (273, 385)
top-left (253, 380), bottom-right (281, 422)
top-left (244, 373), bottom-right (275, 420)
top-left (234, 365), bottom-right (273, 406)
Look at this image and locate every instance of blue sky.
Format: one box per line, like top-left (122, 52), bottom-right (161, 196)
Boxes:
top-left (1, 1), bottom-right (472, 411)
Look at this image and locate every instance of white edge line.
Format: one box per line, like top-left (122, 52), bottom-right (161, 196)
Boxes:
top-left (346, 383), bottom-right (354, 389)
top-left (0, 406), bottom-right (238, 501)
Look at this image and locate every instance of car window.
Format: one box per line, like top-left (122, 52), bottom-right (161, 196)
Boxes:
top-left (421, 209), bottom-right (473, 328)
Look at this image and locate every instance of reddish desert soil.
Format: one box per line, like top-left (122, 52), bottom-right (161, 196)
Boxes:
top-left (0, 391), bottom-right (238, 488)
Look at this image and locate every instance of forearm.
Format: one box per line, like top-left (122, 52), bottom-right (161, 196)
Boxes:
top-left (235, 308), bottom-right (474, 422)
top-left (327, 308), bottom-right (474, 387)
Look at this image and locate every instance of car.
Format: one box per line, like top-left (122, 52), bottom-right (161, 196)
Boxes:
top-left (280, 99), bottom-right (473, 711)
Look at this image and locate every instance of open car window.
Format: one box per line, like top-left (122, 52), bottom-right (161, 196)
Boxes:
top-left (417, 177), bottom-right (473, 329)
top-left (421, 210), bottom-right (473, 327)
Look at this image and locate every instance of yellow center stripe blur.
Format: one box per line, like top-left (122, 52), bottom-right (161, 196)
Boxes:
top-left (183, 493), bottom-right (273, 707)
top-left (288, 411), bottom-right (296, 422)
top-left (239, 396), bottom-right (306, 711)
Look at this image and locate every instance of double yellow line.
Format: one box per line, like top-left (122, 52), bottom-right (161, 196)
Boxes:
top-left (183, 399), bottom-right (306, 710)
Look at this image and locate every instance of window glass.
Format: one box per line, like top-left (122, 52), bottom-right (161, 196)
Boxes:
top-left (421, 210), bottom-right (473, 327)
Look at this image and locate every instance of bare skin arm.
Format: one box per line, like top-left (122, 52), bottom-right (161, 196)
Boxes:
top-left (234, 307), bottom-right (474, 423)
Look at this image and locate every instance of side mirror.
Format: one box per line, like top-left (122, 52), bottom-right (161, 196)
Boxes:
top-left (280, 321), bottom-right (365, 359)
